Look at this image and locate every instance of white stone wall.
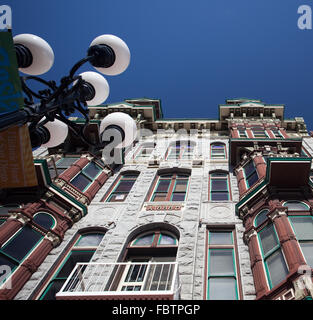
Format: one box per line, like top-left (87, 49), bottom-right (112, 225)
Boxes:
top-left (16, 132), bottom-right (256, 300)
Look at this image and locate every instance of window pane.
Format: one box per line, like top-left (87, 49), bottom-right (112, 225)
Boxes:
top-left (2, 226), bottom-right (42, 262)
top-left (41, 279), bottom-right (66, 300)
top-left (209, 250), bottom-right (234, 276)
top-left (108, 194), bottom-right (127, 202)
top-left (244, 161), bottom-right (255, 177)
top-left (156, 179), bottom-right (171, 193)
top-left (266, 249), bottom-right (288, 288)
top-left (83, 162), bottom-right (101, 179)
top-left (153, 194), bottom-right (167, 202)
top-left (247, 171), bottom-right (258, 187)
top-left (255, 210), bottom-right (269, 227)
top-left (125, 264), bottom-right (147, 282)
top-left (71, 173), bottom-right (91, 191)
top-left (283, 201), bottom-right (309, 211)
top-left (211, 179), bottom-right (228, 192)
top-left (211, 192), bottom-right (229, 201)
top-left (289, 217), bottom-right (313, 240)
top-left (174, 180), bottom-right (188, 192)
top-left (115, 180), bottom-right (136, 193)
top-left (33, 213), bottom-right (55, 230)
top-left (0, 253), bottom-right (17, 271)
top-left (56, 251), bottom-right (95, 278)
top-left (171, 193), bottom-right (186, 201)
top-left (300, 242), bottom-right (313, 268)
top-left (259, 225), bottom-right (279, 256)
top-left (56, 157), bottom-right (78, 168)
top-left (210, 232), bottom-right (232, 245)
top-left (159, 234), bottom-right (176, 245)
top-left (0, 205), bottom-right (19, 215)
top-left (75, 234), bottom-right (104, 247)
top-left (208, 277), bottom-right (237, 300)
top-left (133, 234), bottom-right (154, 246)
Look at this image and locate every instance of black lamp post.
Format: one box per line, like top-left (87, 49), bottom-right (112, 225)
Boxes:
top-left (0, 33), bottom-right (137, 151)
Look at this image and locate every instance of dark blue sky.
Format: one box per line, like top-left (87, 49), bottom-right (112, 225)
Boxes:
top-left (8, 0), bottom-right (313, 130)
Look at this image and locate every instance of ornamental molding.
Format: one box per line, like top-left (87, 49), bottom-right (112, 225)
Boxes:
top-left (244, 228), bottom-right (257, 243)
top-left (44, 231), bottom-right (61, 247)
top-left (7, 212), bottom-right (30, 225)
top-left (268, 208), bottom-right (287, 221)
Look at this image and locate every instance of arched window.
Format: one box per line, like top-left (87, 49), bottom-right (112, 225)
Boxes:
top-left (33, 212), bottom-right (56, 230)
top-left (257, 222), bottom-right (288, 289)
top-left (254, 209), bottom-right (269, 228)
top-left (166, 141), bottom-right (195, 160)
top-left (209, 171), bottom-right (231, 201)
top-left (110, 228), bottom-right (178, 292)
top-left (102, 172), bottom-right (139, 202)
top-left (38, 230), bottom-right (106, 300)
top-left (135, 143), bottom-right (156, 159)
top-left (283, 201), bottom-right (310, 211)
top-left (148, 172), bottom-right (189, 202)
top-left (210, 143), bottom-right (226, 159)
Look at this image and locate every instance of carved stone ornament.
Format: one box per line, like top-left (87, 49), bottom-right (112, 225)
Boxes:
top-left (44, 231), bottom-right (61, 247)
top-left (7, 212), bottom-right (30, 225)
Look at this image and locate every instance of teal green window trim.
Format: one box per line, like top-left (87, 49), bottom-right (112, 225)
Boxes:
top-left (0, 218), bottom-right (6, 226)
top-left (254, 209), bottom-right (270, 228)
top-left (257, 224), bottom-right (288, 289)
top-left (209, 172), bottom-right (230, 201)
top-left (39, 232), bottom-right (105, 300)
top-left (70, 162), bottom-right (102, 192)
top-left (207, 248), bottom-right (238, 300)
top-left (282, 201), bottom-right (310, 211)
top-left (170, 178), bottom-right (189, 201)
top-left (207, 230), bottom-right (239, 300)
top-left (106, 173), bottom-right (138, 202)
top-left (33, 212), bottom-right (56, 230)
top-left (208, 230), bottom-right (233, 245)
top-left (151, 174), bottom-right (189, 202)
top-left (243, 160), bottom-right (259, 189)
top-left (39, 249), bottom-right (95, 300)
top-left (135, 144), bottom-right (155, 159)
top-left (0, 225), bottom-right (44, 284)
top-left (158, 233), bottom-right (177, 246)
top-left (210, 143), bottom-right (226, 159)
top-left (132, 233), bottom-right (155, 246)
top-left (288, 215), bottom-right (313, 268)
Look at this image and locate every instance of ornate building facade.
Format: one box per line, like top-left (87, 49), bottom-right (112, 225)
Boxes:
top-left (0, 98), bottom-right (312, 300)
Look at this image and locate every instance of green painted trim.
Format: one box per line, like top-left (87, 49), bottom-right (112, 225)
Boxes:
top-left (34, 159), bottom-right (93, 216)
top-left (207, 248), bottom-right (238, 300)
top-left (39, 249), bottom-right (96, 300)
top-left (133, 233), bottom-right (155, 246)
top-left (33, 212), bottom-right (56, 230)
top-left (209, 173), bottom-right (230, 201)
top-left (236, 157), bottom-right (312, 216)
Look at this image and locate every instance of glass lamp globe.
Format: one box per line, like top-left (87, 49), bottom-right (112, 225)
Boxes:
top-left (89, 34), bottom-right (130, 76)
top-left (77, 71), bottom-right (110, 106)
top-left (41, 118), bottom-right (68, 148)
top-left (100, 112), bottom-right (137, 148)
top-left (13, 33), bottom-right (54, 75)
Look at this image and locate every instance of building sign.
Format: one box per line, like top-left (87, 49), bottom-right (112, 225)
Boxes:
top-left (0, 30), bottom-right (38, 188)
top-left (145, 204), bottom-right (183, 211)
